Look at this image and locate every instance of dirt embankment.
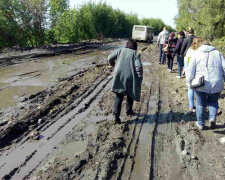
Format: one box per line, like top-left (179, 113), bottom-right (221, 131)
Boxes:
top-left (1, 43), bottom-right (225, 180)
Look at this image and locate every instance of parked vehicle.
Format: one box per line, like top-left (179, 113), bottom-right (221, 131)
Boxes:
top-left (132, 25), bottom-right (154, 42)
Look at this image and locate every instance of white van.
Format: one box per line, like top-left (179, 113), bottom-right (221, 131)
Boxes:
top-left (132, 25), bottom-right (154, 42)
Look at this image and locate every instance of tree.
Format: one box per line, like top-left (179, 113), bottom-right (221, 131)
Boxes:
top-left (176, 0), bottom-right (225, 40)
top-left (19, 0), bottom-right (48, 46)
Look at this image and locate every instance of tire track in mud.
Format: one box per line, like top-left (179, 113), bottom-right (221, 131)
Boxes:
top-left (110, 48), bottom-right (159, 180)
top-left (0, 69), bottom-right (109, 152)
top-left (115, 45), bottom-right (177, 180)
top-left (117, 74), bottom-right (163, 180)
top-left (0, 73), bottom-right (113, 179)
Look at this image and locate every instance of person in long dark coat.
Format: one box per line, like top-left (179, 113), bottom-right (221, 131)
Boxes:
top-left (108, 39), bottom-right (143, 124)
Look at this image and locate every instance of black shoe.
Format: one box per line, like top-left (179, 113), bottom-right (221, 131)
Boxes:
top-left (186, 108), bottom-right (194, 115)
top-left (114, 114), bottom-right (121, 124)
top-left (209, 119), bottom-right (216, 129)
top-left (217, 109), bottom-right (222, 116)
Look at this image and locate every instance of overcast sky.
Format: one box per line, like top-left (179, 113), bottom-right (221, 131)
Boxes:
top-left (70, 0), bottom-right (178, 28)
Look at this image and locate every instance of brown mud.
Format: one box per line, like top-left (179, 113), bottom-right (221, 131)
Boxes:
top-left (0, 40), bottom-right (225, 180)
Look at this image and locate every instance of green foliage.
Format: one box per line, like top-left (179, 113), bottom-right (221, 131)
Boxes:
top-left (49, 0), bottom-right (69, 28)
top-left (166, 25), bottom-right (176, 33)
top-left (212, 36), bottom-right (225, 55)
top-left (176, 0), bottom-right (225, 41)
top-left (140, 18), bottom-right (176, 35)
top-left (53, 9), bottom-right (79, 43)
top-left (0, 0), bottom-right (174, 49)
top-left (0, 0), bottom-right (48, 48)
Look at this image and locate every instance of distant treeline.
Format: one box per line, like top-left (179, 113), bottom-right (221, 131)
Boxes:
top-left (175, 0), bottom-right (225, 54)
top-left (0, 0), bottom-right (175, 50)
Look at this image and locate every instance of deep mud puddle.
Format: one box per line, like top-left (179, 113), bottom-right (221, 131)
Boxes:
top-left (0, 41), bottom-right (125, 110)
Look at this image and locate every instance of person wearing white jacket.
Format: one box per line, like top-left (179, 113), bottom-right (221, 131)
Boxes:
top-left (157, 27), bottom-right (169, 64)
top-left (188, 41), bottom-right (225, 130)
top-left (184, 37), bottom-right (202, 114)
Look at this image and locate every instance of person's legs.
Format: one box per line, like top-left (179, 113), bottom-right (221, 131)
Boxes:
top-left (113, 93), bottom-right (124, 123)
top-left (170, 57), bottom-right (174, 70)
top-left (159, 44), bottom-right (163, 63)
top-left (126, 96), bottom-right (134, 115)
top-left (181, 56), bottom-right (184, 72)
top-left (188, 86), bottom-right (195, 109)
top-left (207, 92), bottom-right (221, 121)
top-left (162, 52), bottom-right (166, 64)
top-left (167, 55), bottom-right (170, 69)
top-left (195, 91), bottom-right (207, 128)
top-left (177, 55), bottom-right (181, 76)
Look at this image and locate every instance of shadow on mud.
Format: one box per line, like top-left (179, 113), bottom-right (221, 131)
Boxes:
top-left (213, 130), bottom-right (225, 135)
top-left (219, 94), bottom-right (225, 99)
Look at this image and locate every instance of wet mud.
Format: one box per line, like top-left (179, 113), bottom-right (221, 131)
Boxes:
top-left (0, 40), bottom-right (225, 180)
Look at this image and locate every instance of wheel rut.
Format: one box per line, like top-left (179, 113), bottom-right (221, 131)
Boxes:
top-left (0, 74), bottom-right (112, 179)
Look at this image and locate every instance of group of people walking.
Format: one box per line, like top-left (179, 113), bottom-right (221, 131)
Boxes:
top-left (157, 27), bottom-right (195, 78)
top-left (107, 28), bottom-right (225, 131)
top-left (157, 27), bottom-right (225, 130)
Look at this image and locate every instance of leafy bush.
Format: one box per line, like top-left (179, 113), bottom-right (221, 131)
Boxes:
top-left (176, 0), bottom-right (225, 41)
top-left (213, 37), bottom-right (225, 56)
top-left (0, 0), bottom-right (174, 49)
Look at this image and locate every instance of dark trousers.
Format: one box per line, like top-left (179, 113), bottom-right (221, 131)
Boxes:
top-left (113, 93), bottom-right (134, 116)
top-left (177, 55), bottom-right (184, 76)
top-left (159, 44), bottom-right (166, 64)
top-left (167, 54), bottom-right (174, 70)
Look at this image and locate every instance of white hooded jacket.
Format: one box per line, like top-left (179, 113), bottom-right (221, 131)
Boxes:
top-left (188, 45), bottom-right (225, 93)
top-left (157, 30), bottom-right (169, 45)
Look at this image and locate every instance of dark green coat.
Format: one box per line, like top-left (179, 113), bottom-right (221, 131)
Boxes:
top-left (108, 48), bottom-right (143, 102)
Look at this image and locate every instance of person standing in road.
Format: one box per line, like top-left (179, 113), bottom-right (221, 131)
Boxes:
top-left (108, 38), bottom-right (143, 124)
top-left (172, 31), bottom-right (185, 78)
top-left (188, 41), bottom-right (225, 130)
top-left (157, 27), bottom-right (169, 65)
top-left (184, 37), bottom-right (202, 114)
top-left (180, 28), bottom-right (195, 58)
top-left (164, 32), bottom-right (177, 72)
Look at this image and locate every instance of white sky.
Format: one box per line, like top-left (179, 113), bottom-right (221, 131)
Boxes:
top-left (69, 0), bottom-right (178, 28)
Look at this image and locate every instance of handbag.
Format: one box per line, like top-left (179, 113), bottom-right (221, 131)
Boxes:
top-left (190, 53), bottom-right (209, 89)
top-left (190, 76), bottom-right (205, 88)
top-left (163, 44), bottom-right (169, 52)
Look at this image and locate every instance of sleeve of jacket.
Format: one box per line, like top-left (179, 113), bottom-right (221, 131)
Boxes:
top-left (187, 54), bottom-right (197, 83)
top-left (157, 33), bottom-right (161, 44)
top-left (172, 39), bottom-right (180, 57)
top-left (135, 53), bottom-right (143, 79)
top-left (220, 53), bottom-right (225, 81)
top-left (108, 49), bottom-right (121, 66)
top-left (180, 38), bottom-right (187, 56)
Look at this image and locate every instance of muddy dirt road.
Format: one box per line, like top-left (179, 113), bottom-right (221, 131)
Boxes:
top-left (0, 40), bottom-right (225, 180)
